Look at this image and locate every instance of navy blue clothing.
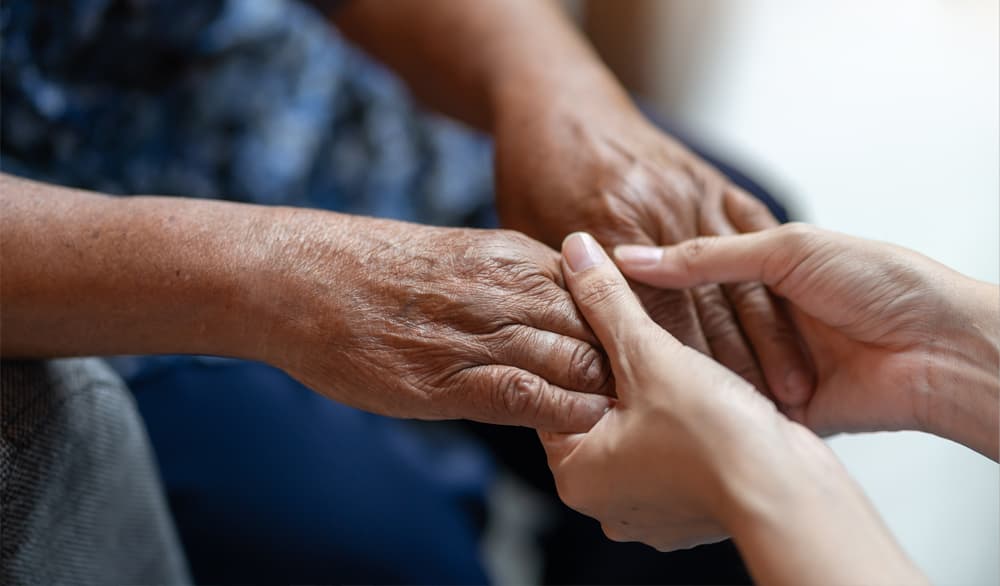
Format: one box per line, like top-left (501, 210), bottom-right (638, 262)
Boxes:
top-left (128, 358), bottom-right (491, 584)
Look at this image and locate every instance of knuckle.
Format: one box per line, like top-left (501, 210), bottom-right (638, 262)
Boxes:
top-left (726, 282), bottom-right (800, 351)
top-left (695, 288), bottom-right (741, 340)
top-left (479, 323), bottom-right (521, 360)
top-left (494, 370), bottom-right (546, 419)
top-left (569, 343), bottom-right (608, 391)
top-left (726, 282), bottom-right (773, 323)
top-left (638, 286), bottom-right (693, 329)
top-left (678, 237), bottom-right (716, 273)
top-left (576, 275), bottom-right (626, 310)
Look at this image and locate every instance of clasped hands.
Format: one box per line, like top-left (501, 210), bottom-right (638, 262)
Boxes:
top-left (265, 106), bottom-right (808, 434)
top-left (260, 107), bottom-right (996, 557)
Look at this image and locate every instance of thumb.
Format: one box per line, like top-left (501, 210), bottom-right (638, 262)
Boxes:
top-left (561, 232), bottom-right (665, 363)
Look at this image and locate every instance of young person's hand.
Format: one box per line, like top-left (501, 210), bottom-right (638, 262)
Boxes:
top-left (538, 232), bottom-right (811, 551)
top-left (615, 201), bottom-right (1000, 459)
top-left (540, 232), bottom-right (925, 585)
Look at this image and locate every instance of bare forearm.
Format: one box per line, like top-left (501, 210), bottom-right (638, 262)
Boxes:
top-left (721, 428), bottom-right (926, 585)
top-left (1, 174), bottom-right (297, 360)
top-left (326, 0), bottom-right (630, 130)
top-left (921, 278), bottom-right (1000, 460)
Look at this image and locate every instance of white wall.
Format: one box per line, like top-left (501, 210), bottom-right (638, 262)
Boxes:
top-left (641, 1), bottom-right (999, 584)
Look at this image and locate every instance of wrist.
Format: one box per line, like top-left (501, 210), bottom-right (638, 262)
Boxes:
top-left (239, 207), bottom-right (362, 369)
top-left (134, 197), bottom-right (294, 363)
top-left (717, 422), bottom-right (925, 585)
top-left (489, 40), bottom-right (639, 138)
top-left (715, 421), bottom-right (843, 534)
top-left (919, 278), bottom-right (999, 459)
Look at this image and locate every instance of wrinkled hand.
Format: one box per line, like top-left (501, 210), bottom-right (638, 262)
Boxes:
top-left (539, 232), bottom-right (820, 551)
top-left (615, 215), bottom-right (998, 447)
top-left (264, 213), bottom-right (613, 432)
top-left (494, 97), bottom-right (812, 406)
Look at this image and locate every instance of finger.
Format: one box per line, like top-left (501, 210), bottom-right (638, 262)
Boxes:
top-left (689, 284), bottom-right (770, 395)
top-left (453, 364), bottom-right (614, 433)
top-left (649, 186), bottom-right (770, 394)
top-left (487, 325), bottom-right (613, 396)
top-left (560, 232), bottom-right (668, 363)
top-left (633, 283), bottom-right (714, 358)
top-left (615, 225), bottom-right (831, 403)
top-left (613, 230), bottom-right (784, 291)
top-left (616, 224), bottom-right (816, 404)
top-left (507, 277), bottom-right (600, 346)
top-left (725, 187), bottom-right (779, 232)
top-left (705, 189), bottom-right (815, 405)
top-left (721, 280), bottom-right (814, 405)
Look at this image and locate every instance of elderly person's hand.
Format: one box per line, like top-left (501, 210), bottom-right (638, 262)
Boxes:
top-left (494, 90), bottom-right (813, 407)
top-left (539, 232), bottom-right (925, 586)
top-left (330, 0), bottom-right (813, 407)
top-left (615, 203), bottom-right (1000, 459)
top-left (257, 213), bottom-right (614, 432)
top-left (2, 176), bottom-right (612, 432)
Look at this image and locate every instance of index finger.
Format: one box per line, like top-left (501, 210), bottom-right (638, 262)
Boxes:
top-left (612, 226), bottom-right (795, 291)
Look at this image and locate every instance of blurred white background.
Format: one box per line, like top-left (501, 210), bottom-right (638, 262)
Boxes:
top-left (581, 1), bottom-right (999, 584)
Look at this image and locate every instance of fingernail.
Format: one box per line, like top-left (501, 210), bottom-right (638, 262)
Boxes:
top-left (614, 245), bottom-right (663, 267)
top-left (563, 232), bottom-right (606, 272)
top-left (784, 370), bottom-right (812, 403)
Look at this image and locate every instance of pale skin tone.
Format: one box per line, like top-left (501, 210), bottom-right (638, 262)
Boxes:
top-left (616, 191), bottom-right (1000, 459)
top-left (542, 224), bottom-right (996, 585)
top-left (1, 1), bottom-right (807, 428)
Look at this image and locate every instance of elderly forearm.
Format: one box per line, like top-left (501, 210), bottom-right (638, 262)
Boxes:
top-left (0, 174), bottom-right (321, 360)
top-left (324, 0), bottom-right (631, 130)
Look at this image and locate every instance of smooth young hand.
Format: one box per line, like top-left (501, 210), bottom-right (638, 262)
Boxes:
top-left (615, 202), bottom-right (1000, 458)
top-left (538, 232), bottom-right (813, 551)
top-left (538, 232), bottom-right (925, 585)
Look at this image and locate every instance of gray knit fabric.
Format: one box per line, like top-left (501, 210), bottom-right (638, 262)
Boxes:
top-left (1, 358), bottom-right (190, 585)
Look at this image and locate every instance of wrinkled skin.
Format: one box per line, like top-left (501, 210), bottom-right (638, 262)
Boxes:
top-left (494, 98), bottom-right (813, 406)
top-left (539, 233), bottom-right (820, 551)
top-left (264, 213), bottom-right (614, 432)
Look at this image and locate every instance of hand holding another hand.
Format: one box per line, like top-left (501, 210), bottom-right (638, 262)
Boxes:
top-left (494, 97), bottom-right (813, 404)
top-left (538, 232), bottom-right (819, 551)
top-left (615, 205), bottom-right (999, 458)
top-left (539, 231), bottom-right (929, 585)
